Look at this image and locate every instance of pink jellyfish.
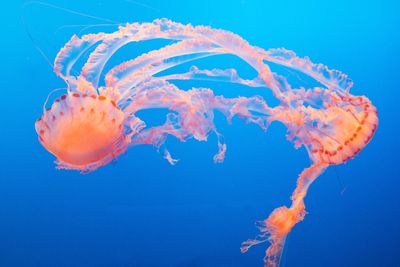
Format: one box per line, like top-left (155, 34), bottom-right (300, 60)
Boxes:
top-left (35, 19), bottom-right (378, 267)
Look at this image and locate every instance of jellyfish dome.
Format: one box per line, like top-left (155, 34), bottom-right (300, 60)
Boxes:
top-left (35, 19), bottom-right (378, 267)
top-left (35, 92), bottom-right (129, 171)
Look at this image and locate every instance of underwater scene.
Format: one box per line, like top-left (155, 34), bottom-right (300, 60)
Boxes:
top-left (1, 0), bottom-right (399, 266)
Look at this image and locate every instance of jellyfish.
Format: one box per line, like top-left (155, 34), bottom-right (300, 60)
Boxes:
top-left (35, 19), bottom-right (378, 267)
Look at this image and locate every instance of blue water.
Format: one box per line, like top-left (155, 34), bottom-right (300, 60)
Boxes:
top-left (1, 0), bottom-right (399, 266)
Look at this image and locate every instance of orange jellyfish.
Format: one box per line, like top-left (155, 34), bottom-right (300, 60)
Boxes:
top-left (35, 92), bottom-right (130, 171)
top-left (35, 19), bottom-right (378, 266)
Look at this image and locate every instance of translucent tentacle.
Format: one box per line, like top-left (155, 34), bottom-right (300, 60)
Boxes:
top-left (160, 66), bottom-right (266, 88)
top-left (77, 20), bottom-right (197, 89)
top-left (62, 19), bottom-right (285, 97)
top-left (213, 129), bottom-right (227, 163)
top-left (260, 48), bottom-right (353, 94)
top-left (105, 39), bottom-right (226, 94)
top-left (54, 34), bottom-right (103, 83)
top-left (80, 35), bottom-right (132, 89)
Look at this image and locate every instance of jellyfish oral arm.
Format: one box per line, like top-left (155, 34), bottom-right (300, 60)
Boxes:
top-left (241, 163), bottom-right (328, 267)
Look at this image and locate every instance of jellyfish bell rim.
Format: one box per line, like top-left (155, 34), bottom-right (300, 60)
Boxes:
top-left (37, 129), bottom-right (129, 172)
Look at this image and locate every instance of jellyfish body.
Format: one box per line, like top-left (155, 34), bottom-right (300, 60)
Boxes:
top-left (35, 92), bottom-right (129, 171)
top-left (35, 19), bottom-right (378, 266)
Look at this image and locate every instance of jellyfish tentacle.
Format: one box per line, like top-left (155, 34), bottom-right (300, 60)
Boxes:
top-left (55, 20), bottom-right (187, 89)
top-left (54, 34), bottom-right (105, 81)
top-left (56, 19), bottom-right (287, 102)
top-left (80, 36), bottom-right (133, 89)
top-left (105, 39), bottom-right (226, 94)
top-left (159, 66), bottom-right (266, 88)
top-left (54, 21), bottom-right (163, 81)
top-left (260, 48), bottom-right (353, 94)
top-left (213, 129), bottom-right (227, 163)
top-left (160, 146), bottom-right (179, 165)
top-left (78, 20), bottom-right (210, 90)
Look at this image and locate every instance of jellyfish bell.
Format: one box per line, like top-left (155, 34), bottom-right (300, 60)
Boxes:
top-left (305, 93), bottom-right (378, 165)
top-left (279, 89), bottom-right (379, 166)
top-left (35, 92), bottom-right (129, 171)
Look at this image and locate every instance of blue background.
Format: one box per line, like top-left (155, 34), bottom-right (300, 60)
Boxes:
top-left (1, 0), bottom-right (399, 266)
